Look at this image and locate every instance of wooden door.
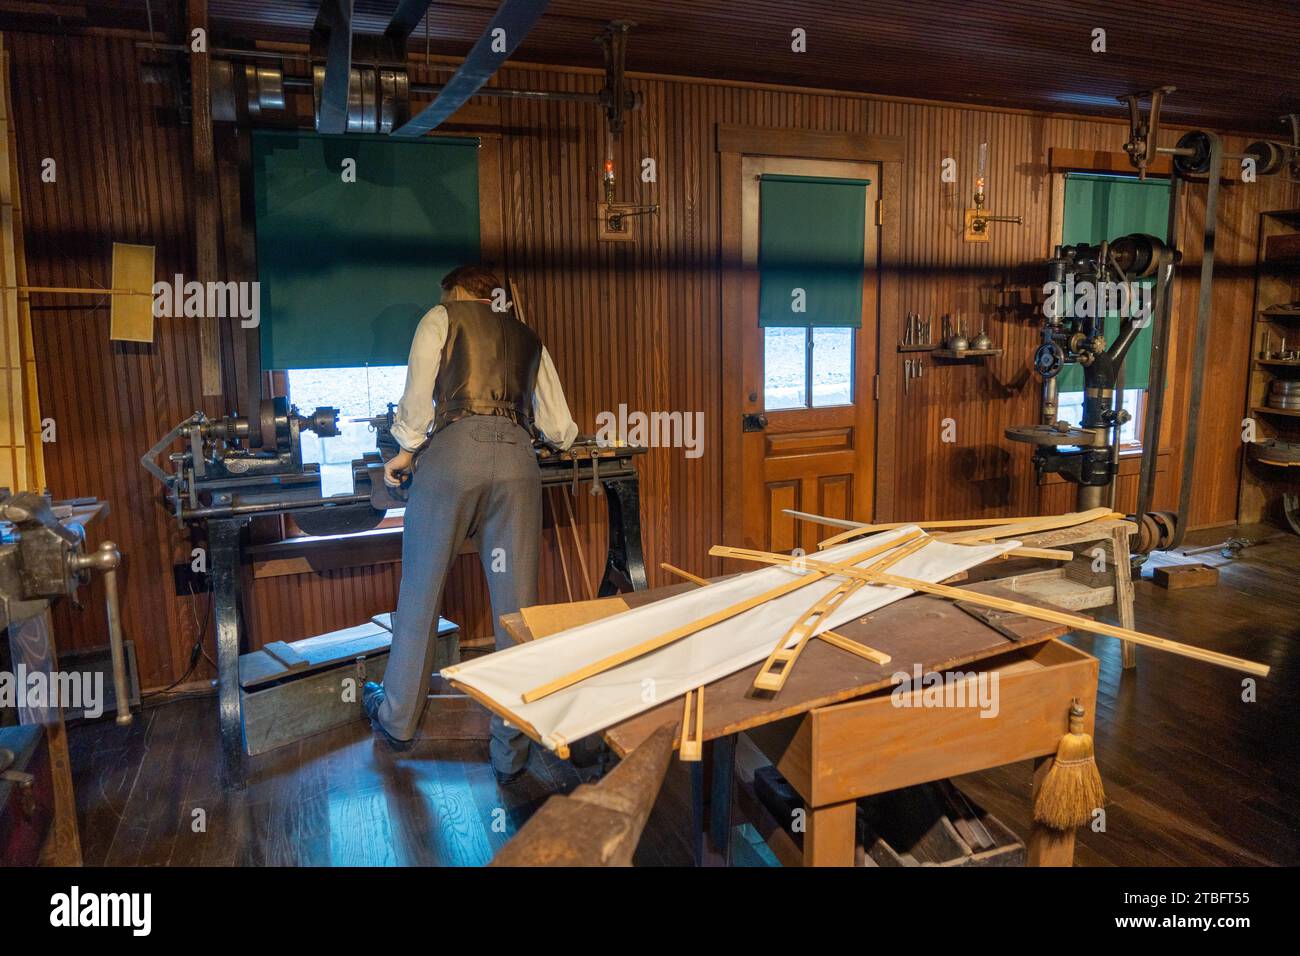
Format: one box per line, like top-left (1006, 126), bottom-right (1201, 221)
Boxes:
top-left (738, 157), bottom-right (879, 553)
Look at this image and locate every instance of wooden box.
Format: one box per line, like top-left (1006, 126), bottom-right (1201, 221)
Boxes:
top-left (752, 769), bottom-right (1024, 867)
top-left (857, 780), bottom-right (1025, 867)
top-left (239, 616), bottom-right (459, 756)
top-left (1153, 563), bottom-right (1219, 590)
top-left (750, 638), bottom-right (1098, 806)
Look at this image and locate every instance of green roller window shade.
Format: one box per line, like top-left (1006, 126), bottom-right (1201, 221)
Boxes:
top-left (1056, 173), bottom-right (1171, 392)
top-left (253, 130), bottom-right (480, 370)
top-left (758, 174), bottom-right (868, 328)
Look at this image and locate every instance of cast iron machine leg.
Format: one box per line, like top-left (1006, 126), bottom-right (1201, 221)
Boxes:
top-left (597, 475), bottom-right (648, 595)
top-left (208, 517), bottom-right (250, 789)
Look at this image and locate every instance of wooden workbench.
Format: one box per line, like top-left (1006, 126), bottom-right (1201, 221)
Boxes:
top-left (1, 498), bottom-right (109, 867)
top-left (501, 575), bottom-right (1099, 867)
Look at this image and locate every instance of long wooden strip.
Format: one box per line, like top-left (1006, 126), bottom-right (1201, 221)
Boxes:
top-left (858, 570), bottom-right (1269, 678)
top-left (520, 529), bottom-right (925, 703)
top-left (991, 546), bottom-right (1075, 561)
top-left (560, 487), bottom-right (595, 600)
top-left (660, 562), bottom-right (709, 587)
top-left (818, 508), bottom-right (1119, 549)
top-left (710, 547), bottom-right (1270, 678)
top-left (817, 515), bottom-right (1046, 548)
top-left (546, 489), bottom-right (575, 603)
top-left (938, 508), bottom-right (1121, 544)
top-left (816, 629), bottom-right (892, 665)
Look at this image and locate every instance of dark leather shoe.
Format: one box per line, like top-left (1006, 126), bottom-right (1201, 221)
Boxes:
top-left (494, 765), bottom-right (528, 787)
top-left (362, 682), bottom-right (413, 752)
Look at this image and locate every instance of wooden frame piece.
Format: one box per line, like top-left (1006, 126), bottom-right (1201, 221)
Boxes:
top-left (521, 530), bottom-right (924, 703)
top-left (660, 561), bottom-right (890, 665)
top-left (816, 629), bottom-right (891, 666)
top-left (752, 535), bottom-right (930, 693)
top-left (818, 508), bottom-right (1118, 549)
top-left (710, 545), bottom-right (1270, 678)
top-left (679, 686), bottom-right (704, 761)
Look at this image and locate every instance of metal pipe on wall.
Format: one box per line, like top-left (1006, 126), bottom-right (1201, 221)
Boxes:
top-left (136, 41), bottom-right (604, 104)
top-left (1171, 134), bottom-right (1225, 548)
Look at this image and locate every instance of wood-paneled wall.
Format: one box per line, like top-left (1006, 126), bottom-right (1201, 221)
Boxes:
top-left (7, 33), bottom-right (1295, 688)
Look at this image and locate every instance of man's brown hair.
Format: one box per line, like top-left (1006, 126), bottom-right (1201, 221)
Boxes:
top-left (440, 265), bottom-right (501, 300)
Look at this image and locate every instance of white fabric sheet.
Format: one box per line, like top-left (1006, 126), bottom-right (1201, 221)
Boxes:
top-left (442, 527), bottom-right (1019, 752)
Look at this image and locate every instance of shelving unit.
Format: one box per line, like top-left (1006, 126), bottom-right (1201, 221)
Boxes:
top-left (1239, 209), bottom-right (1300, 527)
top-left (932, 347), bottom-right (1003, 360)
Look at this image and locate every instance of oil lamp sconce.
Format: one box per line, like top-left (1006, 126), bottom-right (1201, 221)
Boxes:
top-left (964, 142), bottom-right (1023, 242)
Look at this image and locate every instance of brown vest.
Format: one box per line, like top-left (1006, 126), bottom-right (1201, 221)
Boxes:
top-left (432, 300), bottom-right (543, 433)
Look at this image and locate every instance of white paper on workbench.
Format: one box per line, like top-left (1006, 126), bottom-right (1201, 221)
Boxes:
top-left (442, 526), bottom-right (1019, 752)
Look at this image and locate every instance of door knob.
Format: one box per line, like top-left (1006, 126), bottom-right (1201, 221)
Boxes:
top-left (742, 413), bottom-right (769, 432)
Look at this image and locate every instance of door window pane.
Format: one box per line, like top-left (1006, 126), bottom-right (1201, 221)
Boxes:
top-left (764, 327), bottom-right (807, 409)
top-left (811, 327), bottom-right (853, 407)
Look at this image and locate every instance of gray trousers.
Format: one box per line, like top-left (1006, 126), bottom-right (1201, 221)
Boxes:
top-left (377, 416), bottom-right (541, 773)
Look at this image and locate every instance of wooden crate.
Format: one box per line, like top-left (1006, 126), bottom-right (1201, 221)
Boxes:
top-left (239, 616), bottom-right (459, 756)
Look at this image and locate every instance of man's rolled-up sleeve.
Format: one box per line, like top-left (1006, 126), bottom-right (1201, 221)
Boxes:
top-left (533, 346), bottom-right (579, 450)
top-left (390, 305), bottom-right (448, 453)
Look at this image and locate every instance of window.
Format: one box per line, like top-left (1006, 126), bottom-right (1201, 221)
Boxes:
top-left (764, 326), bottom-right (854, 409)
top-left (1056, 387), bottom-right (1145, 449)
top-left (756, 172), bottom-right (865, 411)
top-left (287, 365), bottom-right (407, 498)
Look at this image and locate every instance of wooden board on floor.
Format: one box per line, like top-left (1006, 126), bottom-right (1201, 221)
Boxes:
top-left (240, 617), bottom-right (462, 755)
top-left (241, 617), bottom-right (459, 689)
top-left (1153, 564), bottom-right (1220, 590)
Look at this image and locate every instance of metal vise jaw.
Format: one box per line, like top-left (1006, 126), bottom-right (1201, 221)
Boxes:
top-left (0, 492), bottom-right (131, 725)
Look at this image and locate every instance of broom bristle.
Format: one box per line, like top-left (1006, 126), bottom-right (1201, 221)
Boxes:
top-left (1034, 733), bottom-right (1105, 830)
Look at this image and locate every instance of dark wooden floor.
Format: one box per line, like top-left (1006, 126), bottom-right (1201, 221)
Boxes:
top-left (68, 524), bottom-right (1300, 866)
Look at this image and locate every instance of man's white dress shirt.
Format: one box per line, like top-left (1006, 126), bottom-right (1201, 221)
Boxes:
top-left (390, 303), bottom-right (579, 454)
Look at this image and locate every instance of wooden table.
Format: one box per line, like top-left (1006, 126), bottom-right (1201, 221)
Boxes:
top-left (502, 575), bottom-right (1100, 867)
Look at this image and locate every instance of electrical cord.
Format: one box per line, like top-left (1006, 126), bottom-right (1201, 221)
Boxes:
top-left (140, 579), bottom-right (213, 701)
